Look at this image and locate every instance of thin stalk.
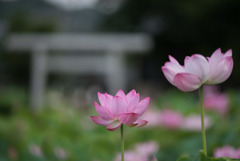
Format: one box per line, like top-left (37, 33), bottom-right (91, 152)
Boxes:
top-left (121, 124), bottom-right (124, 161)
top-left (200, 86), bottom-right (207, 155)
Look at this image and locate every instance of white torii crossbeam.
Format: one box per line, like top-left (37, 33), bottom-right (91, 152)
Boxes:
top-left (6, 33), bottom-right (153, 109)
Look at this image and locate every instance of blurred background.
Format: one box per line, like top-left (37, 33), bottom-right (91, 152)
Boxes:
top-left (0, 0), bottom-right (240, 161)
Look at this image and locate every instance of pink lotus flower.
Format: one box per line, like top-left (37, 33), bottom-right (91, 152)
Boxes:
top-left (54, 147), bottom-right (68, 160)
top-left (140, 109), bottom-right (162, 127)
top-left (206, 49), bottom-right (233, 85)
top-left (204, 86), bottom-right (229, 115)
top-left (134, 141), bottom-right (159, 157)
top-left (29, 144), bottom-right (43, 157)
top-left (114, 141), bottom-right (159, 161)
top-left (162, 48), bottom-right (233, 92)
top-left (180, 114), bottom-right (212, 131)
top-left (214, 146), bottom-right (240, 159)
top-left (160, 109), bottom-right (183, 129)
top-left (141, 109), bottom-right (183, 129)
top-left (90, 89), bottom-right (150, 131)
top-left (115, 151), bottom-right (148, 161)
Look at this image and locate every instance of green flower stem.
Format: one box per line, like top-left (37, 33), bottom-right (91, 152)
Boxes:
top-left (200, 86), bottom-right (207, 156)
top-left (121, 124), bottom-right (124, 161)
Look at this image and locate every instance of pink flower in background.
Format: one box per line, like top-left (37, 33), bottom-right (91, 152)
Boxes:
top-left (204, 86), bottom-right (229, 115)
top-left (115, 151), bottom-right (148, 161)
top-left (142, 108), bottom-right (213, 131)
top-left (141, 109), bottom-right (183, 129)
top-left (29, 144), bottom-right (43, 157)
top-left (91, 89), bottom-right (150, 131)
top-left (214, 146), bottom-right (240, 159)
top-left (54, 147), bottom-right (68, 160)
top-left (162, 48), bottom-right (233, 92)
top-left (160, 109), bottom-right (183, 129)
top-left (114, 141), bottom-right (159, 161)
top-left (135, 141), bottom-right (159, 157)
top-left (141, 109), bottom-right (162, 127)
top-left (142, 109), bottom-right (213, 131)
top-left (181, 115), bottom-right (212, 131)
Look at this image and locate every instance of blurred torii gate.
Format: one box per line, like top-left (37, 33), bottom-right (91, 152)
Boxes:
top-left (6, 33), bottom-right (153, 110)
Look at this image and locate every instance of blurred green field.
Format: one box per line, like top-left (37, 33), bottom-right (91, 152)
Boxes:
top-left (0, 87), bottom-right (239, 161)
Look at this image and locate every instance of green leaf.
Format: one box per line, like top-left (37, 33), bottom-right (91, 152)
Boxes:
top-left (177, 156), bottom-right (191, 161)
top-left (177, 155), bottom-right (191, 161)
top-left (192, 151), bottom-right (201, 161)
